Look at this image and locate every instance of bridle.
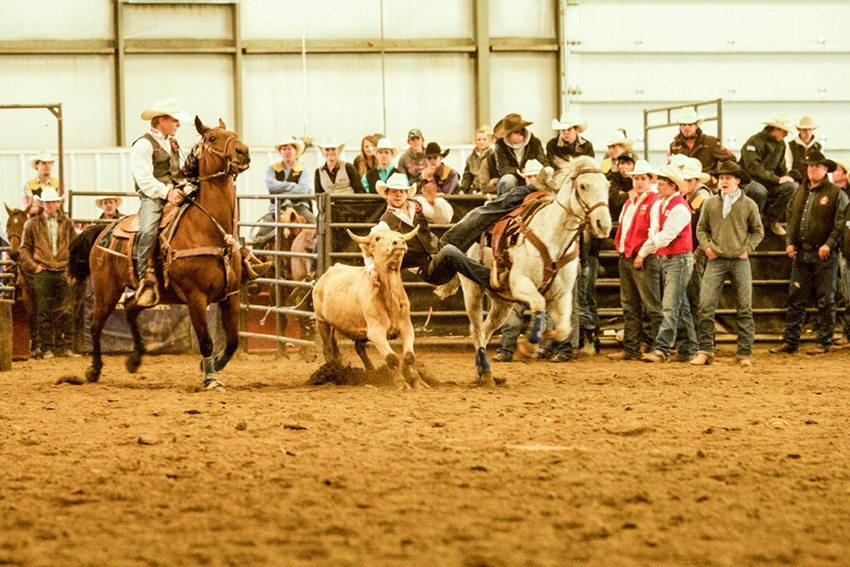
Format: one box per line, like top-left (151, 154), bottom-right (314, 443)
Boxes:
top-left (196, 129), bottom-right (240, 182)
top-left (554, 167), bottom-right (609, 223)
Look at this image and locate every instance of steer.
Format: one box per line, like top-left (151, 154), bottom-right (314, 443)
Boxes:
top-left (312, 226), bottom-right (425, 388)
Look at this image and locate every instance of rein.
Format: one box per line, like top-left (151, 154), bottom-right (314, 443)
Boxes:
top-left (195, 131), bottom-right (238, 182)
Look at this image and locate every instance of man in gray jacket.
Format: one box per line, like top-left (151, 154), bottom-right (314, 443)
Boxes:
top-left (691, 161), bottom-right (764, 366)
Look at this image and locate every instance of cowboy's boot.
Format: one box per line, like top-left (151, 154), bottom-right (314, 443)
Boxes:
top-left (241, 246), bottom-right (272, 282)
top-left (135, 270), bottom-right (160, 307)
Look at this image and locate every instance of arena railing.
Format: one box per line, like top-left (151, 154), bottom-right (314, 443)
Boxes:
top-left (0, 245), bottom-right (15, 305)
top-left (643, 98), bottom-right (723, 161)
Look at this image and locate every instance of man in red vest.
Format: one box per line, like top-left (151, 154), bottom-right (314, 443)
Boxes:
top-left (637, 164), bottom-right (698, 363)
top-left (607, 160), bottom-right (662, 361)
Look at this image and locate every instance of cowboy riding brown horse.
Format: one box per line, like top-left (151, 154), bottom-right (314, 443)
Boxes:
top-left (69, 117), bottom-right (250, 389)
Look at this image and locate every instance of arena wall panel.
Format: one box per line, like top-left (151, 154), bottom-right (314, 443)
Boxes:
top-left (123, 4), bottom-right (232, 41)
top-left (2, 0), bottom-right (112, 40)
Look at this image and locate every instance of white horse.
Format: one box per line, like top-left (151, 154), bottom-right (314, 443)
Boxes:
top-left (437, 156), bottom-right (612, 386)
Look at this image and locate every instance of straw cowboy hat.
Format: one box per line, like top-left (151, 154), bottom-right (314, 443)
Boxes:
top-left (275, 135), bottom-right (306, 156)
top-left (762, 112), bottom-right (794, 133)
top-left (140, 98), bottom-right (188, 121)
top-left (834, 156), bottom-right (850, 174)
top-left (374, 137), bottom-right (397, 157)
top-left (669, 153), bottom-right (690, 169)
top-left (551, 112), bottom-right (587, 132)
top-left (676, 107), bottom-right (703, 125)
top-left (425, 142), bottom-right (449, 159)
top-left (34, 187), bottom-right (62, 202)
top-left (520, 159), bottom-right (544, 178)
top-left (713, 161), bottom-right (750, 184)
top-left (796, 116), bottom-right (818, 130)
top-left (682, 158), bottom-right (711, 183)
top-left (653, 164), bottom-right (689, 192)
top-left (317, 136), bottom-right (345, 152)
top-left (605, 130), bottom-right (634, 148)
top-left (625, 160), bottom-right (655, 178)
top-left (376, 172), bottom-right (416, 198)
top-left (95, 196), bottom-right (123, 208)
top-left (495, 113), bottom-right (533, 138)
top-left (802, 150), bottom-right (837, 173)
top-left (30, 150), bottom-right (55, 169)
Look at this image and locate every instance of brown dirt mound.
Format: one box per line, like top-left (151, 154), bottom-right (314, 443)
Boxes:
top-left (307, 360), bottom-right (396, 387)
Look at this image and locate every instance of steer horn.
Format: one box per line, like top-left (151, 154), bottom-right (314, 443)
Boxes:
top-left (346, 229), bottom-right (369, 244)
top-left (401, 224), bottom-right (421, 241)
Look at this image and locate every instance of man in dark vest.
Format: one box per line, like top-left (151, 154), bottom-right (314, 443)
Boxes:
top-left (771, 151), bottom-right (848, 355)
top-left (265, 135), bottom-right (314, 222)
top-left (131, 99), bottom-right (186, 307)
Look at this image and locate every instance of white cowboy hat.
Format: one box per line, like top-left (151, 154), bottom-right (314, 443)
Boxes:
top-left (762, 112), bottom-right (794, 133)
top-left (669, 154), bottom-right (690, 169)
top-left (796, 115), bottom-right (818, 130)
top-left (275, 135), bottom-right (306, 156)
top-left (834, 156), bottom-right (850, 174)
top-left (520, 159), bottom-right (544, 178)
top-left (30, 150), bottom-right (55, 169)
top-left (681, 158), bottom-right (710, 183)
top-left (376, 172), bottom-right (415, 198)
top-left (317, 136), bottom-right (345, 152)
top-left (34, 187), bottom-right (62, 202)
top-left (551, 112), bottom-right (587, 133)
top-left (140, 98), bottom-right (189, 121)
top-left (605, 130), bottom-right (634, 148)
top-left (95, 196), bottom-right (123, 208)
top-left (375, 137), bottom-right (398, 157)
top-left (652, 164), bottom-right (689, 192)
top-left (625, 160), bottom-right (655, 178)
top-left (676, 107), bottom-right (703, 125)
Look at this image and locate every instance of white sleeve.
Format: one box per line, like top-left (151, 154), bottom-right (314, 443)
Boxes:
top-left (412, 196), bottom-right (453, 225)
top-left (638, 200), bottom-right (662, 257)
top-left (131, 138), bottom-right (170, 200)
top-left (640, 201), bottom-right (691, 256)
top-left (363, 220), bottom-right (391, 272)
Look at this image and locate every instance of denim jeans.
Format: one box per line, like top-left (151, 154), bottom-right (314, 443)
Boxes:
top-left (783, 250), bottom-right (839, 349)
top-left (837, 255), bottom-right (850, 339)
top-left (653, 252), bottom-right (697, 358)
top-left (440, 185), bottom-right (535, 252)
top-left (34, 269), bottom-right (72, 353)
top-left (745, 180), bottom-right (796, 222)
top-left (619, 254), bottom-right (662, 356)
top-left (578, 252), bottom-right (600, 336)
top-left (697, 257), bottom-right (755, 357)
top-left (137, 193), bottom-right (165, 276)
top-left (420, 244), bottom-right (492, 288)
top-left (497, 174), bottom-right (519, 196)
top-left (498, 303), bottom-right (526, 357)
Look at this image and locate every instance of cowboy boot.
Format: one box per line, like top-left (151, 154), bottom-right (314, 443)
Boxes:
top-left (241, 246), bottom-right (272, 282)
top-left (135, 270), bottom-right (160, 307)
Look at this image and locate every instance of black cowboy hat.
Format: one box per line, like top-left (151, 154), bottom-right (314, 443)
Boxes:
top-left (616, 151), bottom-right (636, 162)
top-left (801, 150), bottom-right (837, 172)
top-left (425, 142), bottom-right (450, 158)
top-left (713, 161), bottom-right (751, 184)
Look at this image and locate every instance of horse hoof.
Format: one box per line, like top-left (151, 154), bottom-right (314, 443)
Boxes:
top-left (126, 356), bottom-right (141, 374)
top-left (85, 366), bottom-right (101, 383)
top-left (204, 379), bottom-right (226, 391)
top-left (476, 371), bottom-right (496, 388)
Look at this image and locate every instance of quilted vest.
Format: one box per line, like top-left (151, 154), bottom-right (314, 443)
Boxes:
top-left (379, 202), bottom-right (437, 269)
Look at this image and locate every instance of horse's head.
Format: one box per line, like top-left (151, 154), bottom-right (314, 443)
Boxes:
top-left (545, 156), bottom-right (612, 239)
top-left (194, 117), bottom-right (251, 177)
top-left (279, 206), bottom-right (306, 240)
top-left (4, 203), bottom-right (28, 257)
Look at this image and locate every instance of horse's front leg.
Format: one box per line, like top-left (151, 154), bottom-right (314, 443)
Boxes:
top-left (213, 293), bottom-right (240, 372)
top-left (186, 293), bottom-right (223, 390)
top-left (460, 276), bottom-right (494, 387)
top-left (510, 272), bottom-right (548, 343)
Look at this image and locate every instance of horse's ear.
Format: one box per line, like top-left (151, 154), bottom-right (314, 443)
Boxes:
top-left (195, 115), bottom-right (209, 135)
top-left (4, 202), bottom-right (12, 216)
top-left (218, 118), bottom-right (226, 129)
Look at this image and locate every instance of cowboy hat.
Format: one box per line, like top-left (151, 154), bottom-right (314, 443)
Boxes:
top-left (95, 196), bottom-right (123, 208)
top-left (713, 161), bottom-right (751, 184)
top-left (551, 112), bottom-right (587, 132)
top-left (376, 172), bottom-right (416, 198)
top-left (317, 136), bottom-right (345, 152)
top-left (34, 187), bottom-right (62, 202)
top-left (520, 159), bottom-right (544, 178)
top-left (616, 151), bottom-right (636, 163)
top-left (682, 158), bottom-right (711, 183)
top-left (605, 130), bottom-right (634, 148)
top-left (653, 164), bottom-right (689, 192)
top-left (834, 156), bottom-right (850, 174)
top-left (495, 113), bottom-right (533, 138)
top-left (676, 107), bottom-right (703, 125)
top-left (625, 160), bottom-right (655, 178)
top-left (275, 135), bottom-right (306, 156)
top-left (802, 150), bottom-right (837, 173)
top-left (669, 153), bottom-right (690, 169)
top-left (140, 98), bottom-right (189, 121)
top-left (796, 115), bottom-right (818, 130)
top-left (762, 112), bottom-right (794, 133)
top-left (425, 142), bottom-right (449, 159)
top-left (30, 150), bottom-right (55, 169)
top-left (374, 137), bottom-right (397, 157)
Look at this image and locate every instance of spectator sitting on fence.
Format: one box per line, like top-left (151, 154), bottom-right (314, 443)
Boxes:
top-left (96, 196), bottom-right (123, 220)
top-left (547, 112), bottom-right (594, 171)
top-left (353, 134), bottom-right (380, 179)
top-left (478, 120), bottom-right (504, 195)
top-left (668, 106), bottom-right (736, 181)
top-left (459, 126), bottom-right (494, 194)
top-left (314, 136), bottom-right (365, 195)
top-left (787, 116), bottom-right (821, 182)
top-left (494, 113), bottom-right (548, 194)
top-left (362, 138), bottom-right (399, 193)
top-left (420, 142), bottom-right (459, 195)
top-left (607, 150), bottom-right (635, 222)
top-left (601, 130), bottom-right (633, 174)
top-left (398, 129), bottom-right (427, 186)
top-left (24, 150), bottom-right (59, 216)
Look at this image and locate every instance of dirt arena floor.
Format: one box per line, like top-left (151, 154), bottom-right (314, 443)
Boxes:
top-left (1, 345), bottom-right (849, 567)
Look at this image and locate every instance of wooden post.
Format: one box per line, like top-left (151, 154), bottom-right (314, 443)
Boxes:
top-left (0, 302), bottom-right (12, 371)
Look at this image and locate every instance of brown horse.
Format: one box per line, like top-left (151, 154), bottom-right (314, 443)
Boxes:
top-left (4, 204), bottom-right (38, 353)
top-left (68, 117), bottom-right (250, 389)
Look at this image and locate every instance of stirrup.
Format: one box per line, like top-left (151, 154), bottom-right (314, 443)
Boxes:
top-left (241, 248), bottom-right (272, 281)
top-left (135, 278), bottom-right (160, 307)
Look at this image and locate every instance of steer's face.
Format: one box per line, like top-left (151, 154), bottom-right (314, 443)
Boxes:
top-left (368, 230), bottom-right (408, 269)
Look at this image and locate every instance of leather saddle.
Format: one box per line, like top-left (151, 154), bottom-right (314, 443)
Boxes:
top-left (113, 203), bottom-right (183, 239)
top-left (487, 191), bottom-right (551, 262)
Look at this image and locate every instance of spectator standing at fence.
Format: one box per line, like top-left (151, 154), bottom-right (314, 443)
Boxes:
top-left (314, 136), bottom-right (364, 195)
top-left (787, 116), bottom-right (821, 182)
top-left (668, 107), bottom-right (735, 179)
top-left (95, 196), bottom-right (123, 220)
top-left (607, 160), bottom-right (662, 361)
top-left (638, 165), bottom-right (698, 363)
top-left (833, 157), bottom-right (850, 346)
top-left (420, 142), bottom-right (459, 195)
top-left (353, 134), bottom-right (380, 179)
top-left (493, 113), bottom-right (548, 193)
top-left (771, 152), bottom-right (848, 356)
top-left (547, 113), bottom-right (594, 171)
top-left (362, 138), bottom-right (399, 194)
top-left (690, 162), bottom-right (763, 367)
top-left (459, 126), bottom-right (494, 194)
top-left (607, 150), bottom-right (635, 222)
top-left (601, 130), bottom-right (633, 174)
top-left (398, 129), bottom-right (427, 186)
top-left (265, 135), bottom-right (314, 224)
top-left (679, 158), bottom-right (713, 329)
top-left (739, 113), bottom-right (797, 236)
top-left (18, 187), bottom-right (77, 359)
top-left (23, 150), bottom-right (60, 216)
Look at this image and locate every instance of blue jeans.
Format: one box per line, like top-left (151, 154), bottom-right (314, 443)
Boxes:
top-left (745, 180), bottom-right (796, 222)
top-left (619, 254), bottom-right (662, 356)
top-left (697, 257), bottom-right (755, 357)
top-left (421, 244), bottom-right (492, 288)
top-left (440, 184), bottom-right (535, 252)
top-left (653, 252), bottom-right (697, 358)
top-left (578, 253), bottom-right (600, 337)
top-left (34, 270), bottom-right (72, 353)
top-left (498, 303), bottom-right (526, 357)
top-left (137, 193), bottom-right (165, 276)
top-left (497, 174), bottom-right (519, 196)
top-left (783, 250), bottom-right (839, 349)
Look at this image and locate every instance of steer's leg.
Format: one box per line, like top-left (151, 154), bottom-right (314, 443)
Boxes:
top-left (460, 276), bottom-right (494, 387)
top-left (316, 318), bottom-right (339, 363)
top-left (353, 339), bottom-right (374, 371)
top-left (398, 315), bottom-right (427, 389)
top-left (366, 324), bottom-right (407, 389)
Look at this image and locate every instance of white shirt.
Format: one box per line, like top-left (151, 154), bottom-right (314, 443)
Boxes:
top-left (618, 191), bottom-right (651, 254)
top-left (131, 129), bottom-right (184, 200)
top-left (638, 193), bottom-right (691, 257)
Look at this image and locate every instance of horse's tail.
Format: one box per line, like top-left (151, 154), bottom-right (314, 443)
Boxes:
top-left (433, 274), bottom-right (460, 300)
top-left (68, 224), bottom-right (102, 283)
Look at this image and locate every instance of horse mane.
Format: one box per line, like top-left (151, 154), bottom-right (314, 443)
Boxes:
top-left (181, 143), bottom-right (201, 180)
top-left (544, 156), bottom-right (599, 193)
